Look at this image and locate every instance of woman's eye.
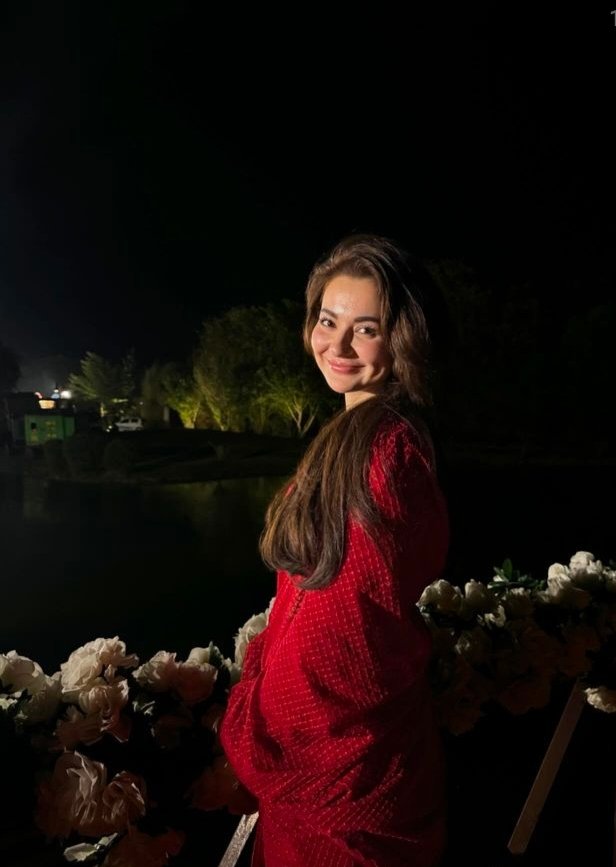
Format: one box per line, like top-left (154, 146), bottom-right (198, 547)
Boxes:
top-left (319, 317), bottom-right (334, 327)
top-left (357, 326), bottom-right (377, 336)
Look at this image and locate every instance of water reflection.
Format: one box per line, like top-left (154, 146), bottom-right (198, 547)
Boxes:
top-left (0, 475), bottom-right (287, 674)
top-left (0, 465), bottom-right (613, 676)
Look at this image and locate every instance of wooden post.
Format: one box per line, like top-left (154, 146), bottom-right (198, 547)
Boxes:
top-left (508, 681), bottom-right (586, 855)
top-left (218, 812), bottom-right (259, 867)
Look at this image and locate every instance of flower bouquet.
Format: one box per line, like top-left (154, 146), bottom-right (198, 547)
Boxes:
top-left (0, 630), bottom-right (266, 866)
top-left (417, 551), bottom-right (616, 734)
top-left (2, 551), bottom-right (615, 863)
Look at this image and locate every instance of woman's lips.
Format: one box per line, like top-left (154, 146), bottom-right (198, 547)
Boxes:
top-left (327, 360), bottom-right (362, 373)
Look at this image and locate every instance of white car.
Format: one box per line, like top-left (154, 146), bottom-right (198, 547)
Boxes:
top-left (115, 417), bottom-right (143, 432)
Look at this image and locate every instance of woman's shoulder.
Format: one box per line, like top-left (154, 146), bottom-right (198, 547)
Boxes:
top-left (371, 406), bottom-right (436, 476)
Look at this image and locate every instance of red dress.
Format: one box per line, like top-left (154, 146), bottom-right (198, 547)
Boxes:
top-left (219, 410), bottom-right (450, 866)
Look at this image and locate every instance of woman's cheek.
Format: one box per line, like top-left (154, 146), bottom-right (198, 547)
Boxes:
top-left (310, 327), bottom-right (326, 356)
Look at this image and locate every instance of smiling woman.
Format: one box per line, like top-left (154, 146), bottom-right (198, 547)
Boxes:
top-left (220, 235), bottom-right (455, 866)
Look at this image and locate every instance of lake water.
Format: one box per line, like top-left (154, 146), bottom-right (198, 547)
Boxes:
top-left (0, 474), bottom-right (284, 673)
top-left (1, 465), bottom-right (614, 674)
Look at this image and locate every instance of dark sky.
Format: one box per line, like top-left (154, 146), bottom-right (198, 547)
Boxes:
top-left (1, 5), bottom-right (614, 372)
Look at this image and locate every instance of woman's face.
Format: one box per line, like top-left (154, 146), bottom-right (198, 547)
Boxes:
top-left (310, 274), bottom-right (393, 410)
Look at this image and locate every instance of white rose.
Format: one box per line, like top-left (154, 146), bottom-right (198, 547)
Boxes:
top-left (234, 610), bottom-right (270, 668)
top-left (78, 677), bottom-right (130, 731)
top-left (567, 551), bottom-right (604, 591)
top-left (173, 662), bottom-right (217, 705)
top-left (17, 672), bottom-right (62, 725)
top-left (265, 596), bottom-right (276, 621)
top-left (569, 551), bottom-right (600, 575)
top-left (501, 588), bottom-right (534, 619)
top-left (36, 751), bottom-right (107, 838)
top-left (547, 563), bottom-right (570, 581)
top-left (603, 569), bottom-right (616, 593)
top-left (546, 570), bottom-right (591, 609)
top-left (61, 639), bottom-right (138, 702)
top-left (454, 628), bottom-right (492, 665)
top-left (464, 580), bottom-right (498, 613)
top-left (483, 604), bottom-right (507, 628)
top-left (419, 580), bottom-right (466, 616)
top-left (56, 706), bottom-right (105, 749)
top-left (36, 751), bottom-right (146, 839)
top-left (64, 836), bottom-right (118, 863)
top-left (585, 686), bottom-right (616, 714)
top-left (133, 651), bottom-right (178, 692)
top-left (186, 647), bottom-right (212, 666)
top-left (0, 651), bottom-right (47, 695)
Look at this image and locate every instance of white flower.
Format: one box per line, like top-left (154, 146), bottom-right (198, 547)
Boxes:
top-left (173, 661), bottom-right (217, 705)
top-left (0, 652), bottom-right (61, 724)
top-left (545, 568), bottom-right (591, 609)
top-left (234, 607), bottom-right (272, 668)
top-left (79, 677), bottom-right (128, 724)
top-left (603, 569), bottom-right (616, 593)
top-left (501, 588), bottom-right (534, 619)
top-left (265, 596), bottom-right (276, 621)
top-left (56, 706), bottom-right (106, 748)
top-left (36, 752), bottom-right (146, 839)
top-left (464, 580), bottom-right (498, 613)
top-left (419, 580), bottom-right (466, 616)
top-left (569, 550), bottom-right (601, 574)
top-left (60, 639), bottom-right (138, 703)
top-left (17, 672), bottom-right (62, 725)
top-left (133, 651), bottom-right (178, 693)
top-left (568, 551), bottom-right (604, 589)
top-left (186, 647), bottom-right (213, 666)
top-left (454, 628), bottom-right (492, 665)
top-left (547, 562), bottom-right (570, 581)
top-left (585, 686), bottom-right (616, 714)
top-left (64, 836), bottom-right (118, 863)
top-left (0, 651), bottom-right (47, 695)
top-left (483, 604), bottom-right (507, 628)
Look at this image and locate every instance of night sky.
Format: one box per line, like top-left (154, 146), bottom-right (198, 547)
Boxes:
top-left (1, 5), bottom-right (614, 376)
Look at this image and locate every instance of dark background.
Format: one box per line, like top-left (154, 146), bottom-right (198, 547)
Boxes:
top-left (1, 5), bottom-right (614, 366)
top-left (0, 10), bottom-right (615, 864)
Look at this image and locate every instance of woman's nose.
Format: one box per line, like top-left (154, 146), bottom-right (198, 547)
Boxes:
top-left (330, 329), bottom-right (355, 356)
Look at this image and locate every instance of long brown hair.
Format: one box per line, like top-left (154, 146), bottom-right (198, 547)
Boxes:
top-left (259, 234), bottom-right (451, 590)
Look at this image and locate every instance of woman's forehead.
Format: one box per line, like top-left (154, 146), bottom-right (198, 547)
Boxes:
top-left (320, 274), bottom-right (381, 315)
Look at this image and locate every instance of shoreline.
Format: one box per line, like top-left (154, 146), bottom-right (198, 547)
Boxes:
top-left (1, 437), bottom-right (614, 486)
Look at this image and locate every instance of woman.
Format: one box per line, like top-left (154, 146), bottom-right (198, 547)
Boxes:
top-left (219, 234), bottom-right (452, 866)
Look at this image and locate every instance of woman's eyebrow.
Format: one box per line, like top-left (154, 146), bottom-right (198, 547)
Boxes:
top-left (320, 307), bottom-right (381, 323)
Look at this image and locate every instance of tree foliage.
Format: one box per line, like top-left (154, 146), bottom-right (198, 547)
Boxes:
top-left (143, 362), bottom-right (202, 429)
top-left (193, 300), bottom-right (332, 435)
top-left (68, 351), bottom-right (136, 416)
top-left (253, 301), bottom-right (330, 436)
